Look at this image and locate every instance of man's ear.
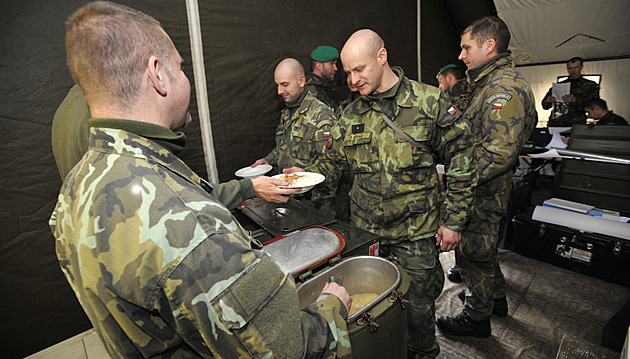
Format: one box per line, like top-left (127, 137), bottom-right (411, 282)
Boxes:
top-left (147, 55), bottom-right (167, 96)
top-left (376, 47), bottom-right (388, 65)
top-left (485, 38), bottom-right (496, 55)
top-left (298, 74), bottom-right (306, 88)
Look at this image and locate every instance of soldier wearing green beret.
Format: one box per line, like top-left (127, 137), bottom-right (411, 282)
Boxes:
top-left (306, 45), bottom-right (339, 109)
top-left (291, 29), bottom-right (478, 358)
top-left (437, 16), bottom-right (537, 338)
top-left (436, 64), bottom-right (470, 111)
top-left (51, 3), bottom-right (353, 358)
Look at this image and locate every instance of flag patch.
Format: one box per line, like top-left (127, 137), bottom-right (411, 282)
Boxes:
top-left (448, 106), bottom-right (457, 115)
top-left (492, 103), bottom-right (503, 110)
top-left (322, 131), bottom-right (331, 138)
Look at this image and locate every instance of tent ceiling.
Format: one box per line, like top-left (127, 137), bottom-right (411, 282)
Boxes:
top-left (495, 0), bottom-right (630, 64)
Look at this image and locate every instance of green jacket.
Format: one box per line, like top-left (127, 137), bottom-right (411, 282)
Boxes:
top-left (306, 73), bottom-right (337, 109)
top-left (265, 91), bottom-right (338, 201)
top-left (51, 83), bottom-right (90, 180)
top-left (50, 125), bottom-right (351, 359)
top-left (542, 76), bottom-right (599, 127)
top-left (446, 79), bottom-right (470, 111)
top-left (466, 53), bottom-right (538, 193)
top-left (464, 53), bottom-right (537, 234)
top-left (311, 67), bottom-right (477, 243)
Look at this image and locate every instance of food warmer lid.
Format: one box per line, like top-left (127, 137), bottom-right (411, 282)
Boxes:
top-left (262, 225), bottom-right (345, 275)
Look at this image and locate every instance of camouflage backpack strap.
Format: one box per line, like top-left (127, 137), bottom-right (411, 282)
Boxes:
top-left (379, 112), bottom-right (431, 153)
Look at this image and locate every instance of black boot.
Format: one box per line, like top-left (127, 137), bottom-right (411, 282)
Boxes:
top-left (457, 289), bottom-right (508, 317)
top-left (436, 310), bottom-right (491, 337)
top-left (446, 264), bottom-right (462, 283)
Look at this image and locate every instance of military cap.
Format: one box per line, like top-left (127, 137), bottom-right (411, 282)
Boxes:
top-left (436, 64), bottom-right (458, 80)
top-left (311, 46), bottom-right (339, 62)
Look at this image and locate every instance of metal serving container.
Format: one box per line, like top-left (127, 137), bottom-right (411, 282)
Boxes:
top-left (297, 255), bottom-right (409, 359)
top-left (297, 256), bottom-right (400, 322)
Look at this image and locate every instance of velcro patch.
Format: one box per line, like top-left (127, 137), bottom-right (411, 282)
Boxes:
top-left (485, 92), bottom-right (512, 104)
top-left (492, 103), bottom-right (503, 110)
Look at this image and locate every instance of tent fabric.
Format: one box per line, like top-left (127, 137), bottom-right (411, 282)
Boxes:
top-left (495, 0), bottom-right (630, 64)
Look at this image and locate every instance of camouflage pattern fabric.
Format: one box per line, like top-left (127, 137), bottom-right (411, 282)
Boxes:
top-left (50, 126), bottom-right (351, 359)
top-left (310, 67), bottom-right (477, 357)
top-left (311, 67), bottom-right (477, 242)
top-left (456, 53), bottom-right (538, 321)
top-left (306, 73), bottom-right (337, 109)
top-left (445, 79), bottom-right (470, 111)
top-left (381, 239), bottom-right (444, 358)
top-left (264, 91), bottom-right (338, 204)
top-left (542, 76), bottom-right (599, 127)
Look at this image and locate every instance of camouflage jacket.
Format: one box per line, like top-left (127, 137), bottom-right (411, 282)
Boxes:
top-left (306, 73), bottom-right (337, 109)
top-left (50, 126), bottom-right (351, 359)
top-left (310, 67), bottom-right (477, 243)
top-left (542, 76), bottom-right (599, 127)
top-left (446, 79), bottom-right (470, 111)
top-left (465, 53), bottom-right (537, 197)
top-left (265, 91), bottom-right (338, 201)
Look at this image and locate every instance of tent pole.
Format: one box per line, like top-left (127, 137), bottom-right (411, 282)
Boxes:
top-left (417, 0), bottom-right (421, 81)
top-left (185, 0), bottom-right (219, 183)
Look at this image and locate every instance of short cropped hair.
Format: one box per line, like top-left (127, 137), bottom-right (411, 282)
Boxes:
top-left (65, 1), bottom-right (175, 109)
top-left (568, 57), bottom-right (584, 66)
top-left (586, 98), bottom-right (608, 111)
top-left (463, 16), bottom-right (511, 54)
top-left (441, 67), bottom-right (463, 81)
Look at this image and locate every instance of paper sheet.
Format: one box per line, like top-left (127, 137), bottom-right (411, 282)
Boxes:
top-left (551, 82), bottom-right (570, 102)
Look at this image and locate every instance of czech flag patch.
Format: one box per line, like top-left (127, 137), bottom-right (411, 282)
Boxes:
top-left (492, 103), bottom-right (503, 110)
top-left (447, 106), bottom-right (457, 115)
top-left (322, 131), bottom-right (331, 138)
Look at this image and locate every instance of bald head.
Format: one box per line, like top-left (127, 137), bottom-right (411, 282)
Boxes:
top-left (275, 58), bottom-right (305, 79)
top-left (274, 58), bottom-right (306, 103)
top-left (341, 29), bottom-right (384, 62)
top-left (340, 29), bottom-right (396, 95)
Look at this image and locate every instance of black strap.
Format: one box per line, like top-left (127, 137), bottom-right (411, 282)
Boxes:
top-left (379, 112), bottom-right (430, 153)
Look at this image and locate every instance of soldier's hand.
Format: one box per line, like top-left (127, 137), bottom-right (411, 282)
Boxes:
top-left (251, 176), bottom-right (300, 203)
top-left (435, 226), bottom-right (462, 252)
top-left (282, 166), bottom-right (305, 174)
top-left (546, 95), bottom-right (557, 104)
top-left (251, 159), bottom-right (269, 167)
top-left (322, 281), bottom-right (352, 314)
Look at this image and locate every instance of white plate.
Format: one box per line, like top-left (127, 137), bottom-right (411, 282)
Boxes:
top-left (235, 164), bottom-right (272, 179)
top-left (271, 172), bottom-right (325, 194)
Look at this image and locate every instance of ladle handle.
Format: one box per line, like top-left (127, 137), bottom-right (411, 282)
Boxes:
top-left (328, 276), bottom-right (343, 285)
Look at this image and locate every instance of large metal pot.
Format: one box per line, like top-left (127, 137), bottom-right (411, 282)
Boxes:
top-left (297, 256), bottom-right (409, 359)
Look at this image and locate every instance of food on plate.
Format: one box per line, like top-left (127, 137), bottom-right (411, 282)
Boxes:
top-left (349, 292), bottom-right (379, 315)
top-left (277, 173), bottom-right (319, 187)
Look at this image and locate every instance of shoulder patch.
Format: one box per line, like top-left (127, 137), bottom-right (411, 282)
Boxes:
top-left (316, 119), bottom-right (332, 128)
top-left (485, 92), bottom-right (512, 104)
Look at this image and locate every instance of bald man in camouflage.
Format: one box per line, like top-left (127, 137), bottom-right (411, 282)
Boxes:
top-left (291, 29), bottom-right (477, 358)
top-left (437, 16), bottom-right (537, 337)
top-left (50, 2), bottom-right (352, 358)
top-left (252, 58), bottom-right (339, 210)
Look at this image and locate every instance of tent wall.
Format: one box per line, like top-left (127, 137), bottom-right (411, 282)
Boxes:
top-left (517, 58), bottom-right (630, 126)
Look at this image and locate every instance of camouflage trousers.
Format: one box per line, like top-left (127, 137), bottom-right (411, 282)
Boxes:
top-left (455, 191), bottom-right (509, 321)
top-left (382, 237), bottom-right (444, 359)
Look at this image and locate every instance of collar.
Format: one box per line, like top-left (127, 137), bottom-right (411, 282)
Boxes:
top-left (467, 52), bottom-right (512, 84)
top-left (286, 88), bottom-right (307, 109)
top-left (357, 66), bottom-right (411, 115)
top-left (90, 118), bottom-right (187, 155)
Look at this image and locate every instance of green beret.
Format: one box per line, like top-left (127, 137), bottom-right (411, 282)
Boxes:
top-left (436, 64), bottom-right (458, 79)
top-left (311, 46), bottom-right (339, 62)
